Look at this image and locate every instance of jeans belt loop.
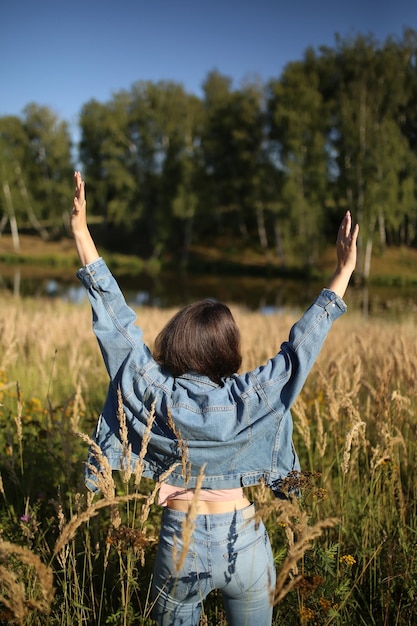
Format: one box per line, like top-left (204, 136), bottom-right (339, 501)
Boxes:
top-left (241, 503), bottom-right (255, 520)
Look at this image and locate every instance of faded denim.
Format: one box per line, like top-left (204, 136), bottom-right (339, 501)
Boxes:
top-left (77, 258), bottom-right (346, 495)
top-left (151, 504), bottom-right (275, 626)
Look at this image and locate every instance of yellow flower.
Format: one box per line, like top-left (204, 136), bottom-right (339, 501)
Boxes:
top-left (340, 554), bottom-right (356, 566)
top-left (28, 396), bottom-right (43, 411)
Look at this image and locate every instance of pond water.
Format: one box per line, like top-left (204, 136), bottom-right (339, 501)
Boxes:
top-left (1, 265), bottom-right (417, 318)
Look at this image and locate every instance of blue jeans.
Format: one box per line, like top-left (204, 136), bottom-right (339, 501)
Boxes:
top-left (151, 504), bottom-right (276, 626)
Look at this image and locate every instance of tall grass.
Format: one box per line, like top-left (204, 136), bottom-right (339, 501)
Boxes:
top-left (0, 290), bottom-right (416, 624)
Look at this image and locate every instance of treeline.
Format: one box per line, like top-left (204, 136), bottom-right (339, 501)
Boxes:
top-left (1, 30), bottom-right (417, 277)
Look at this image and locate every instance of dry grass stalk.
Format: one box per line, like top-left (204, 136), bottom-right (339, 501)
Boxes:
top-left (314, 400), bottom-right (327, 458)
top-left (117, 386), bottom-right (132, 486)
top-left (134, 400), bottom-right (157, 489)
top-left (0, 540), bottom-right (54, 623)
top-left (341, 420), bottom-right (367, 475)
top-left (340, 397), bottom-right (367, 475)
top-left (167, 408), bottom-right (191, 484)
top-left (292, 397), bottom-right (311, 451)
top-left (13, 382), bottom-right (23, 445)
top-left (270, 498), bottom-right (338, 604)
top-left (317, 354), bottom-right (362, 427)
top-left (54, 492), bottom-right (147, 557)
top-left (343, 354), bottom-right (362, 400)
top-left (76, 431), bottom-right (122, 528)
top-left (70, 382), bottom-right (84, 433)
top-left (392, 334), bottom-right (417, 389)
top-left (370, 421), bottom-right (407, 475)
top-left (173, 465), bottom-right (205, 573)
top-left (50, 494), bottom-right (70, 569)
top-left (0, 564), bottom-right (26, 624)
top-left (76, 432), bottom-right (116, 500)
top-left (54, 461), bottom-right (179, 558)
top-left (369, 419), bottom-right (408, 523)
top-left (106, 465), bottom-right (180, 570)
top-left (138, 462), bottom-right (180, 526)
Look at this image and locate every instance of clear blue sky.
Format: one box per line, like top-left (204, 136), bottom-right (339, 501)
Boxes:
top-left (2, 0), bottom-right (416, 142)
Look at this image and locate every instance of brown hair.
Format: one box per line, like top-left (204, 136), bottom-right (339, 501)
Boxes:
top-left (153, 300), bottom-right (242, 384)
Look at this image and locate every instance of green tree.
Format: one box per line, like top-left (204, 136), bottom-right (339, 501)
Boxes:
top-left (79, 94), bottom-right (137, 227)
top-left (322, 33), bottom-right (417, 278)
top-left (124, 80), bottom-right (203, 257)
top-left (169, 93), bottom-right (204, 264)
top-left (0, 116), bottom-right (28, 248)
top-left (267, 56), bottom-right (329, 266)
top-left (0, 107), bottom-right (73, 244)
top-left (201, 71), bottom-right (270, 252)
top-left (79, 81), bottom-right (204, 258)
top-left (23, 104), bottom-right (74, 235)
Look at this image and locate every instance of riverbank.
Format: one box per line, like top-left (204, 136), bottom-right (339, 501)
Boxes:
top-left (1, 233), bottom-right (417, 286)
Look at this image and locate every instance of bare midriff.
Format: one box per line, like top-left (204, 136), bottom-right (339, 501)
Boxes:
top-left (159, 483), bottom-right (251, 514)
top-left (166, 497), bottom-right (251, 514)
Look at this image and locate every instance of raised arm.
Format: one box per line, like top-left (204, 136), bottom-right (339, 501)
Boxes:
top-left (326, 210), bottom-right (359, 298)
top-left (71, 171), bottom-right (100, 267)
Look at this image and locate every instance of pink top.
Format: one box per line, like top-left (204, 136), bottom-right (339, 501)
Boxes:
top-left (158, 483), bottom-right (244, 506)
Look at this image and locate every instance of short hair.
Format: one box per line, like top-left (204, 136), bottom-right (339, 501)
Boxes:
top-left (153, 299), bottom-right (242, 384)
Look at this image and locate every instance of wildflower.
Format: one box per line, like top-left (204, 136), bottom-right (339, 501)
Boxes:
top-left (20, 514), bottom-right (30, 523)
top-left (277, 470), bottom-right (321, 496)
top-left (296, 574), bottom-right (324, 594)
top-left (107, 524), bottom-right (156, 566)
top-left (107, 525), bottom-right (157, 553)
top-left (319, 596), bottom-right (332, 612)
top-left (313, 488), bottom-right (328, 501)
top-left (339, 554), bottom-right (356, 566)
top-left (299, 606), bottom-right (314, 621)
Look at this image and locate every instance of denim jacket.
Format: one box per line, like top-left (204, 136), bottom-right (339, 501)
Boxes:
top-left (78, 258), bottom-right (346, 495)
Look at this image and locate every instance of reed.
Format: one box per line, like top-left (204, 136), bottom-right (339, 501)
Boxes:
top-left (0, 293), bottom-right (416, 624)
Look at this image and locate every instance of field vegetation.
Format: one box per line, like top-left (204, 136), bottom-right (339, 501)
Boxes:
top-left (0, 290), bottom-right (416, 625)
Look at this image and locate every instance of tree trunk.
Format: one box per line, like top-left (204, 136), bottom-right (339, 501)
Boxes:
top-left (256, 203), bottom-right (268, 251)
top-left (377, 210), bottom-right (386, 251)
top-left (363, 216), bottom-right (376, 280)
top-left (181, 215), bottom-right (194, 267)
top-left (274, 219), bottom-right (285, 262)
top-left (0, 214), bottom-right (8, 234)
top-left (2, 181), bottom-right (20, 251)
top-left (363, 236), bottom-right (373, 281)
top-left (17, 169), bottom-right (50, 241)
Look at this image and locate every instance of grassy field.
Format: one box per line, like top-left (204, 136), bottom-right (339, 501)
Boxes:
top-left (0, 291), bottom-right (416, 624)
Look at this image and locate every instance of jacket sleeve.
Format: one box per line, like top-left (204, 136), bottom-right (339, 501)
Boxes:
top-left (250, 289), bottom-right (347, 413)
top-left (77, 257), bottom-right (153, 381)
